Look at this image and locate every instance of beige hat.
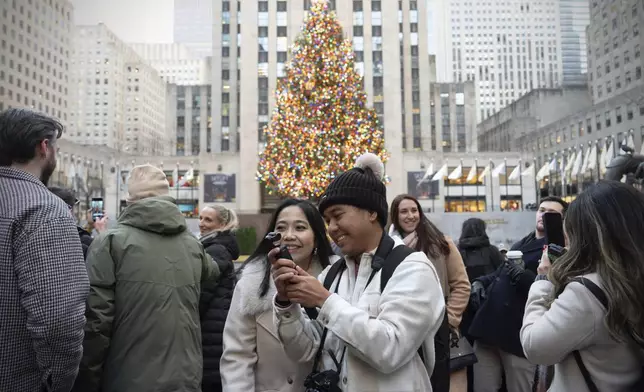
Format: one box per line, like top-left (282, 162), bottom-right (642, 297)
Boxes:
top-left (127, 164), bottom-right (170, 203)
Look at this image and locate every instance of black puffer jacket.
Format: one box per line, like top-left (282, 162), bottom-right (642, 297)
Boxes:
top-left (199, 231), bottom-right (240, 392)
top-left (457, 235), bottom-right (505, 282)
top-left (77, 226), bottom-right (93, 260)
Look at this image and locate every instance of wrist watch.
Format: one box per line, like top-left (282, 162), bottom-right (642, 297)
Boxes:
top-left (535, 274), bottom-right (549, 282)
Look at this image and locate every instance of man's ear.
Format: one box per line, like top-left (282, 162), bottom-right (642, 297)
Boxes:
top-left (368, 210), bottom-right (378, 223)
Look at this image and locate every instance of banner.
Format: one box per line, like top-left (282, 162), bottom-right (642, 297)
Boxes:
top-left (407, 171), bottom-right (439, 200)
top-left (203, 173), bottom-right (237, 203)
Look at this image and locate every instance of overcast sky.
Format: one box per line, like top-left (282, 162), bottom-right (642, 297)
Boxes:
top-left (71, 0), bottom-right (174, 43)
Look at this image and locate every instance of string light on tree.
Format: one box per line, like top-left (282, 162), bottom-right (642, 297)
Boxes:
top-left (256, 0), bottom-right (388, 198)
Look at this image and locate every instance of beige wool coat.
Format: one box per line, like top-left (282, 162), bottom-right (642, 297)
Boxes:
top-left (220, 259), bottom-right (324, 392)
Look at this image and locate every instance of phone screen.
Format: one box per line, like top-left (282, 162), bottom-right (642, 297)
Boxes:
top-left (91, 198), bottom-right (104, 221)
top-left (543, 212), bottom-right (565, 247)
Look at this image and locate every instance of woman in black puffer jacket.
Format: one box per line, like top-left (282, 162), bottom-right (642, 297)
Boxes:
top-left (198, 205), bottom-right (241, 392)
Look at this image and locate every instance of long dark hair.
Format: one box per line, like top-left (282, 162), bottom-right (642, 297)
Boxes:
top-left (459, 218), bottom-right (490, 244)
top-left (549, 181), bottom-right (644, 346)
top-left (242, 199), bottom-right (333, 298)
top-left (390, 194), bottom-right (450, 260)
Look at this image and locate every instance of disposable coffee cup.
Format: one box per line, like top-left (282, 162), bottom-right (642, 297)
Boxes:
top-left (506, 250), bottom-right (524, 269)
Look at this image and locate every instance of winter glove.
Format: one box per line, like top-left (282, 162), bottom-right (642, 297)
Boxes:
top-left (504, 260), bottom-right (524, 285)
top-left (469, 281), bottom-right (487, 311)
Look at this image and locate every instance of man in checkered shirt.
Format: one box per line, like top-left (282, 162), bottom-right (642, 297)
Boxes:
top-left (0, 109), bottom-right (90, 392)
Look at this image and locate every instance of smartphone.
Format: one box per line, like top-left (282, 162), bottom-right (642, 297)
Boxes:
top-left (263, 232), bottom-right (293, 261)
top-left (543, 212), bottom-right (565, 248)
top-left (90, 198), bottom-right (104, 221)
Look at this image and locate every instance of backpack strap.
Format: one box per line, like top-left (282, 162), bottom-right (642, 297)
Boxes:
top-left (304, 258), bottom-right (347, 320)
top-left (568, 277), bottom-right (605, 392)
top-left (569, 277), bottom-right (608, 309)
top-left (379, 245), bottom-right (416, 292)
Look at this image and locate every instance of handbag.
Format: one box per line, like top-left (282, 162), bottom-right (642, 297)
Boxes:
top-left (449, 330), bottom-right (478, 372)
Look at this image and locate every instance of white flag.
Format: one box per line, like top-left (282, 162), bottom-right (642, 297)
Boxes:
top-left (478, 165), bottom-right (490, 182)
top-left (521, 165), bottom-right (534, 177)
top-left (466, 165), bottom-right (477, 182)
top-left (549, 158), bottom-right (557, 172)
top-left (179, 168), bottom-right (194, 187)
top-left (172, 167), bottom-right (179, 187)
top-left (492, 161), bottom-right (506, 178)
top-left (420, 163), bottom-right (435, 183)
top-left (565, 152), bottom-right (576, 173)
top-left (571, 150), bottom-right (584, 177)
top-left (508, 165), bottom-right (521, 181)
top-left (448, 165), bottom-right (462, 180)
top-left (580, 146), bottom-right (591, 172)
top-left (627, 134), bottom-right (635, 149)
top-left (536, 162), bottom-right (551, 181)
top-left (641, 140), bottom-right (644, 156)
top-left (600, 142), bottom-right (611, 175)
top-left (586, 144), bottom-right (597, 173)
top-left (431, 164), bottom-right (448, 181)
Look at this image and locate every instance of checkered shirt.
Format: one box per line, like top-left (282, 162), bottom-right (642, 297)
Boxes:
top-left (0, 167), bottom-right (89, 392)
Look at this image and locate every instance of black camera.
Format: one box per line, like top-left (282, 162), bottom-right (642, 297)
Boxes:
top-left (547, 243), bottom-right (567, 262)
top-left (304, 370), bottom-right (342, 392)
top-left (264, 232), bottom-right (293, 261)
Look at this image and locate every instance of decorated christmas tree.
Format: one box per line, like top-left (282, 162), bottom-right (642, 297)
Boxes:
top-left (256, 0), bottom-right (388, 199)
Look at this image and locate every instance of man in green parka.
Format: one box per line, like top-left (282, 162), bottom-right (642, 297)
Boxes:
top-left (73, 164), bottom-right (220, 392)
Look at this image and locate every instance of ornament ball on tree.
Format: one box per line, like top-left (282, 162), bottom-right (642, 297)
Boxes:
top-left (256, 0), bottom-right (388, 199)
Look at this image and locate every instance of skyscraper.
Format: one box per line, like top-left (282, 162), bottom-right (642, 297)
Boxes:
top-left (0, 0), bottom-right (73, 121)
top-left (559, 0), bottom-right (590, 86)
top-left (173, 0), bottom-right (212, 56)
top-left (212, 0), bottom-right (436, 211)
top-left (448, 0), bottom-right (564, 121)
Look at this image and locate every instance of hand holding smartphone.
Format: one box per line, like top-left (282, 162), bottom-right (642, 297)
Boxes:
top-left (90, 198), bottom-right (104, 222)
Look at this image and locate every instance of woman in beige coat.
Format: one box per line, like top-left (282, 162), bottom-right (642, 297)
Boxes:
top-left (220, 199), bottom-right (337, 392)
top-left (389, 194), bottom-right (471, 392)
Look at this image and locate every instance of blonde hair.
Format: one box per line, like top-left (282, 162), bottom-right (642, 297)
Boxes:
top-left (204, 204), bottom-right (239, 233)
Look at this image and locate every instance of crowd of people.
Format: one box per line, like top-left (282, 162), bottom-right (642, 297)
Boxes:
top-left (2, 107), bottom-right (644, 392)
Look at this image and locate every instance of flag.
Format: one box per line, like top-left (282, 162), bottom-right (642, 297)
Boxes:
top-left (420, 163), bottom-right (434, 183)
top-left (571, 150), bottom-right (584, 177)
top-left (586, 144), bottom-right (597, 173)
top-left (600, 141), bottom-right (612, 175)
top-left (492, 161), bottom-right (506, 178)
top-left (508, 165), bottom-right (521, 181)
top-left (521, 165), bottom-right (534, 177)
top-left (172, 167), bottom-right (179, 187)
top-left (431, 164), bottom-right (448, 181)
top-left (448, 165), bottom-right (462, 180)
top-left (627, 134), bottom-right (635, 149)
top-left (549, 158), bottom-right (557, 172)
top-left (178, 168), bottom-right (194, 187)
top-left (478, 165), bottom-right (490, 182)
top-left (580, 146), bottom-right (592, 173)
top-left (466, 164), bottom-right (477, 182)
top-left (536, 162), bottom-right (551, 181)
top-left (565, 152), bottom-right (576, 173)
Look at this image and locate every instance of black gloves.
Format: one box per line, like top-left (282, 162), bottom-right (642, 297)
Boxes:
top-left (470, 281), bottom-right (487, 311)
top-left (504, 260), bottom-right (524, 285)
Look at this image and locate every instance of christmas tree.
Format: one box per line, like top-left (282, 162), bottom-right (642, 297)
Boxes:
top-left (256, 0), bottom-right (388, 199)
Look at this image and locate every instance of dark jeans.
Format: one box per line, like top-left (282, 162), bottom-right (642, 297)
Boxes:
top-left (431, 311), bottom-right (451, 392)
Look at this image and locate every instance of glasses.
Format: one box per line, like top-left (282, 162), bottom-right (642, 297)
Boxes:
top-left (68, 199), bottom-right (80, 210)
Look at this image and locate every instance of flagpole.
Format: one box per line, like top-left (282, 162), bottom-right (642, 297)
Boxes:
top-left (445, 160), bottom-right (450, 212)
top-left (176, 162), bottom-right (180, 201)
top-left (431, 158), bottom-right (436, 213)
top-left (595, 140), bottom-right (600, 182)
top-left (518, 159), bottom-right (524, 210)
top-left (115, 162), bottom-right (120, 219)
top-left (534, 157), bottom-right (539, 206)
top-left (504, 158), bottom-right (508, 211)
top-left (190, 161), bottom-right (195, 217)
top-left (475, 159), bottom-right (480, 212)
top-left (460, 159), bottom-right (465, 212)
top-left (489, 159), bottom-right (494, 212)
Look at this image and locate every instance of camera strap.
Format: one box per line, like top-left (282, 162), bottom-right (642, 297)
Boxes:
top-left (312, 262), bottom-right (346, 373)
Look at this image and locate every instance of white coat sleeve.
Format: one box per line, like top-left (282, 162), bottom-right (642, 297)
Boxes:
top-left (272, 267), bottom-right (331, 363)
top-left (277, 254), bottom-right (445, 375)
top-left (220, 284), bottom-right (257, 392)
top-left (521, 280), bottom-right (601, 365)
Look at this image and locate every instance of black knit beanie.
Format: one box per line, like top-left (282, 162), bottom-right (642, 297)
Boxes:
top-left (319, 153), bottom-right (388, 227)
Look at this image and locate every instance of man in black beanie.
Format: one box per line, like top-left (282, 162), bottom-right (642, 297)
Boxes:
top-left (271, 153), bottom-right (446, 391)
